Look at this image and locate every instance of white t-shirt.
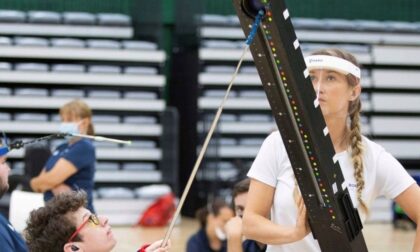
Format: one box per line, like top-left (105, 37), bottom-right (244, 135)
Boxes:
top-left (247, 131), bottom-right (415, 252)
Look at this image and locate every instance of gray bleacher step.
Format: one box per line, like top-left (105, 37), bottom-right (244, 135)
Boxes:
top-left (121, 40), bottom-right (158, 50)
top-left (203, 89), bottom-right (237, 98)
top-left (94, 141), bottom-right (120, 149)
top-left (87, 90), bottom-right (121, 99)
top-left (384, 21), bottom-right (418, 33)
top-left (199, 121), bottom-right (275, 134)
top-left (375, 140), bottom-right (420, 159)
top-left (0, 121), bottom-right (162, 136)
top-left (202, 40), bottom-right (238, 49)
top-left (371, 116), bottom-right (420, 136)
top-left (50, 38), bottom-right (85, 48)
top-left (86, 39), bottom-right (121, 49)
top-left (0, 23), bottom-right (133, 38)
top-left (94, 170), bottom-right (162, 182)
top-left (371, 93), bottom-right (420, 112)
top-left (14, 87), bottom-right (48, 96)
top-left (15, 63), bottom-right (48, 72)
top-left (238, 114), bottom-right (272, 122)
top-left (27, 11), bottom-right (61, 24)
top-left (96, 13), bottom-right (131, 27)
top-left (124, 91), bottom-right (158, 100)
top-left (204, 65), bottom-right (236, 73)
top-left (62, 12), bottom-right (96, 25)
top-left (199, 14), bottom-right (231, 25)
top-left (199, 48), bottom-right (253, 61)
top-left (0, 46), bottom-right (165, 62)
top-left (92, 115), bottom-right (121, 124)
top-left (200, 26), bottom-right (420, 46)
top-left (199, 97), bottom-right (270, 110)
top-left (354, 20), bottom-right (388, 32)
top-left (51, 64), bottom-right (85, 73)
top-left (238, 90), bottom-right (266, 98)
top-left (122, 162), bottom-right (157, 171)
top-left (123, 115), bottom-right (158, 124)
top-left (123, 140), bottom-right (157, 148)
top-left (124, 66), bottom-right (158, 75)
top-left (14, 113), bottom-right (48, 122)
top-left (0, 96), bottom-right (165, 112)
top-left (88, 65), bottom-right (121, 74)
top-left (0, 71), bottom-right (165, 87)
top-left (323, 18), bottom-right (358, 30)
top-left (14, 37), bottom-right (49, 47)
top-left (292, 17), bottom-right (327, 29)
top-left (0, 10), bottom-right (25, 23)
top-left (96, 162), bottom-right (120, 171)
top-left (238, 138), bottom-right (265, 146)
top-left (373, 45), bottom-right (420, 65)
top-left (200, 145), bottom-right (260, 158)
top-left (0, 36), bottom-right (12, 45)
top-left (97, 187), bottom-right (136, 199)
top-left (202, 113), bottom-right (237, 122)
top-left (134, 184), bottom-right (171, 199)
top-left (372, 69), bottom-right (420, 89)
top-left (8, 148), bottom-right (162, 161)
top-left (0, 112), bottom-right (11, 120)
top-left (0, 87), bottom-right (11, 95)
top-left (199, 73), bottom-right (261, 85)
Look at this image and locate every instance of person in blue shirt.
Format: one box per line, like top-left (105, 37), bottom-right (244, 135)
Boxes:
top-left (30, 99), bottom-right (96, 212)
top-left (225, 179), bottom-right (266, 252)
top-left (0, 139), bottom-right (28, 252)
top-left (186, 199), bottom-right (234, 252)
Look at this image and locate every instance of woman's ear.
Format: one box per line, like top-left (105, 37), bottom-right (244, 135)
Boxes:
top-left (80, 118), bottom-right (89, 126)
top-left (349, 84), bottom-right (361, 101)
top-left (78, 118), bottom-right (90, 134)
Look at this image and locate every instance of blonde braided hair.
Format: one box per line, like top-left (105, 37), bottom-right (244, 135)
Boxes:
top-left (312, 48), bottom-right (368, 215)
top-left (349, 98), bottom-right (368, 214)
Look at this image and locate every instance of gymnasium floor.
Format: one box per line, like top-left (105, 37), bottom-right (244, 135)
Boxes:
top-left (111, 218), bottom-right (416, 252)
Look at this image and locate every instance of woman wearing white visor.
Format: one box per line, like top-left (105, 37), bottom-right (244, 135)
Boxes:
top-left (242, 48), bottom-right (420, 252)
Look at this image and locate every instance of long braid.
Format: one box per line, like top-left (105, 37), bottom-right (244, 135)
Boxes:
top-left (349, 99), bottom-right (368, 215)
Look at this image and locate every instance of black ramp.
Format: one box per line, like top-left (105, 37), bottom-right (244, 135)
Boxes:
top-left (232, 0), bottom-right (368, 251)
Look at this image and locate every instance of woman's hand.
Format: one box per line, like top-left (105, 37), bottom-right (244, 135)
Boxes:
top-left (293, 194), bottom-right (311, 241)
top-left (145, 239), bottom-right (171, 252)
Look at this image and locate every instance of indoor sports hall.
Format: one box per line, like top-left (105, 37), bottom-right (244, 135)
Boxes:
top-left (0, 1), bottom-right (419, 251)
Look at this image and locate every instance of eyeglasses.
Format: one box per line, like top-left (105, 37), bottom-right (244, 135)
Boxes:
top-left (67, 214), bottom-right (100, 243)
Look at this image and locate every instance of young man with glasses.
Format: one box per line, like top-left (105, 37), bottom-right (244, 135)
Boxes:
top-left (0, 138), bottom-right (29, 251)
top-left (25, 191), bottom-right (170, 252)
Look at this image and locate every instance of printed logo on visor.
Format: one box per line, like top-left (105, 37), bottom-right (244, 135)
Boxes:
top-left (305, 55), bottom-right (361, 79)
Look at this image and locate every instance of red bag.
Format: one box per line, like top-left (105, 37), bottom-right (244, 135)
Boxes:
top-left (138, 193), bottom-right (176, 227)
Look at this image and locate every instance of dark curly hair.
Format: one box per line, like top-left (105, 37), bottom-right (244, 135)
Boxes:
top-left (25, 191), bottom-right (87, 252)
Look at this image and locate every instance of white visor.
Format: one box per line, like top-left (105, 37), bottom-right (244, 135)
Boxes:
top-left (305, 55), bottom-right (361, 79)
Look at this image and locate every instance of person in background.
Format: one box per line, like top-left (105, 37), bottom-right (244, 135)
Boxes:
top-left (186, 198), bottom-right (234, 252)
top-left (225, 178), bottom-right (266, 252)
top-left (243, 48), bottom-right (420, 251)
top-left (0, 137), bottom-right (28, 251)
top-left (30, 99), bottom-right (96, 212)
top-left (25, 191), bottom-right (170, 252)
